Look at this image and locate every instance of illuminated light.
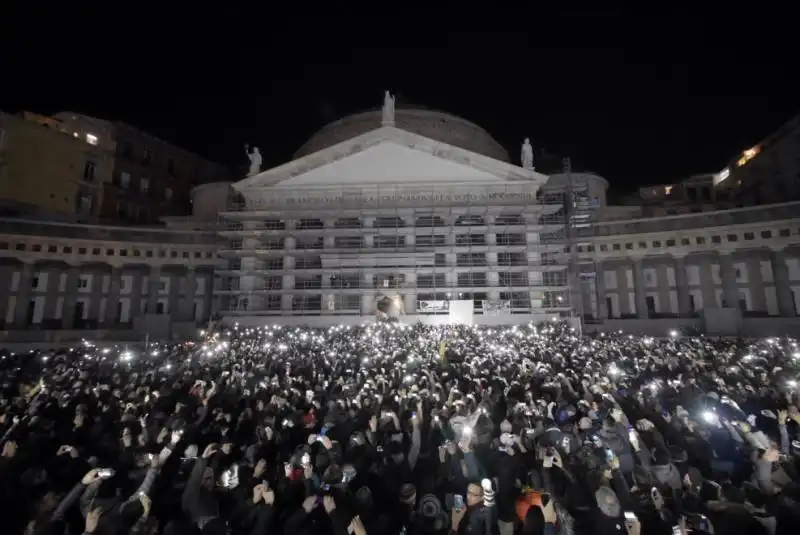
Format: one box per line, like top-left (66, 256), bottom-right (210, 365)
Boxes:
top-left (86, 133), bottom-right (98, 145)
top-left (120, 351), bottom-right (133, 362)
top-left (669, 330), bottom-right (678, 338)
top-left (788, 380), bottom-right (797, 388)
top-left (664, 185), bottom-right (673, 195)
top-left (736, 145), bottom-right (760, 167)
top-left (702, 411), bottom-right (715, 423)
top-left (151, 351), bottom-right (159, 357)
top-left (102, 348), bottom-right (111, 354)
top-left (713, 167), bottom-right (731, 186)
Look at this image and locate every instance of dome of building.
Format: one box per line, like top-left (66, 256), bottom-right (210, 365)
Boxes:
top-left (294, 106), bottom-right (510, 162)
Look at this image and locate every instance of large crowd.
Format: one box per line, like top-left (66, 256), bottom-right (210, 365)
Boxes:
top-left (2, 320), bottom-right (800, 535)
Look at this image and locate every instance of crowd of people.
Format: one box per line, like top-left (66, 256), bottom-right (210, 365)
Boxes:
top-left (1, 319), bottom-right (800, 535)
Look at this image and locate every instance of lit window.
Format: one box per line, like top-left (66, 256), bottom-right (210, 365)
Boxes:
top-left (86, 133), bottom-right (98, 145)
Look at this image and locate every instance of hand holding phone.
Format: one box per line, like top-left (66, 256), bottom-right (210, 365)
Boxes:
top-left (453, 494), bottom-right (465, 510)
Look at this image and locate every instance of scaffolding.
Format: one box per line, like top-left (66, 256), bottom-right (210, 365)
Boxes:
top-left (215, 181), bottom-right (573, 320)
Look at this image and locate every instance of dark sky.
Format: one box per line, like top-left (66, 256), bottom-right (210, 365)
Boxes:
top-left (3, 6), bottom-right (797, 192)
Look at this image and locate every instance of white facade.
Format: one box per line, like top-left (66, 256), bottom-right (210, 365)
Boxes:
top-left (0, 217), bottom-right (221, 343)
top-left (218, 125), bottom-right (572, 326)
top-left (572, 201), bottom-right (800, 336)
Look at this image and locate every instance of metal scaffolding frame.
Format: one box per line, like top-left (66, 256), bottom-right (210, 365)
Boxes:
top-left (215, 181), bottom-right (574, 318)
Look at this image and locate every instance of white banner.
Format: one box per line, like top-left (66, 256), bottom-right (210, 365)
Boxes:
top-left (418, 300), bottom-right (448, 313)
top-left (481, 300), bottom-right (511, 316)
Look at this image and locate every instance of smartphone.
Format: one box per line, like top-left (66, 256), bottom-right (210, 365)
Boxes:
top-left (605, 448), bottom-right (614, 461)
top-left (453, 494), bottom-right (465, 510)
top-left (688, 514), bottom-right (709, 532)
top-left (624, 511), bottom-right (637, 523)
top-left (98, 468), bottom-right (115, 478)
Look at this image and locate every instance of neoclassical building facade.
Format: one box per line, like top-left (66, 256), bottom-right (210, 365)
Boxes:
top-left (1, 103), bottom-right (799, 342)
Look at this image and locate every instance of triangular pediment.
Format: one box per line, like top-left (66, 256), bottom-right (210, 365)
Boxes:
top-left (235, 126), bottom-right (546, 191)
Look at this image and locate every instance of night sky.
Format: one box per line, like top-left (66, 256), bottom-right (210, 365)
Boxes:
top-left (3, 6), bottom-right (797, 192)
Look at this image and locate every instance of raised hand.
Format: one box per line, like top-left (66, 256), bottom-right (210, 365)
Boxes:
top-left (85, 507), bottom-right (102, 534)
top-left (254, 459), bottom-right (267, 478)
top-left (202, 443), bottom-right (219, 459)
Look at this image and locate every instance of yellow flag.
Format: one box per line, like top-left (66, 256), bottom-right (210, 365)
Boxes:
top-left (439, 341), bottom-right (447, 360)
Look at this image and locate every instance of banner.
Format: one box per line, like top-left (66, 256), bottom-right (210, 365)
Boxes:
top-left (418, 300), bottom-right (448, 313)
top-left (481, 300), bottom-right (511, 316)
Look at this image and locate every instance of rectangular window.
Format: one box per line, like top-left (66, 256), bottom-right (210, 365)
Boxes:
top-left (83, 160), bottom-right (96, 181)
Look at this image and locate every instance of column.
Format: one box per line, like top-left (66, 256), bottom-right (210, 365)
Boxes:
top-left (42, 266), bottom-right (61, 321)
top-left (404, 273), bottom-right (417, 314)
top-left (673, 255), bottom-right (692, 316)
top-left (718, 252), bottom-right (738, 309)
top-left (129, 271), bottom-right (144, 320)
top-left (0, 265), bottom-right (13, 325)
top-left (746, 255), bottom-right (766, 313)
top-left (616, 266), bottom-right (633, 316)
top-left (698, 256), bottom-right (716, 308)
top-left (656, 263), bottom-right (670, 315)
top-left (104, 267), bottom-right (121, 324)
top-left (771, 248), bottom-right (795, 317)
top-left (595, 260), bottom-right (606, 320)
top-left (61, 266), bottom-right (79, 329)
top-left (361, 294), bottom-right (373, 315)
top-left (180, 267), bottom-right (197, 321)
top-left (87, 269), bottom-right (105, 322)
top-left (14, 263), bottom-right (34, 326)
top-left (202, 271), bottom-right (214, 323)
top-left (167, 272), bottom-right (181, 317)
top-left (633, 258), bottom-right (648, 319)
top-left (147, 266), bottom-right (161, 313)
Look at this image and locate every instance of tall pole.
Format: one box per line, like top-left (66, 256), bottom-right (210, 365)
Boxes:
top-left (563, 157), bottom-right (583, 336)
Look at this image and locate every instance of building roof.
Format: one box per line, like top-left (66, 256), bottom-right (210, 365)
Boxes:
top-left (235, 125), bottom-right (544, 192)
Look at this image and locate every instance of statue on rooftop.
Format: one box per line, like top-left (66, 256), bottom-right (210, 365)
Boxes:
top-left (245, 144), bottom-right (262, 176)
top-left (521, 138), bottom-right (534, 170)
top-left (381, 90), bottom-right (396, 126)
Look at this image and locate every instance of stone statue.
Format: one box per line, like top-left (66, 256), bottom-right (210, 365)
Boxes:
top-left (521, 138), bottom-right (534, 170)
top-left (381, 90), bottom-right (395, 126)
top-left (245, 144), bottom-right (262, 176)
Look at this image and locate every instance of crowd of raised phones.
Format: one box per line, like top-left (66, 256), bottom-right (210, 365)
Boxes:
top-left (2, 320), bottom-right (800, 535)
